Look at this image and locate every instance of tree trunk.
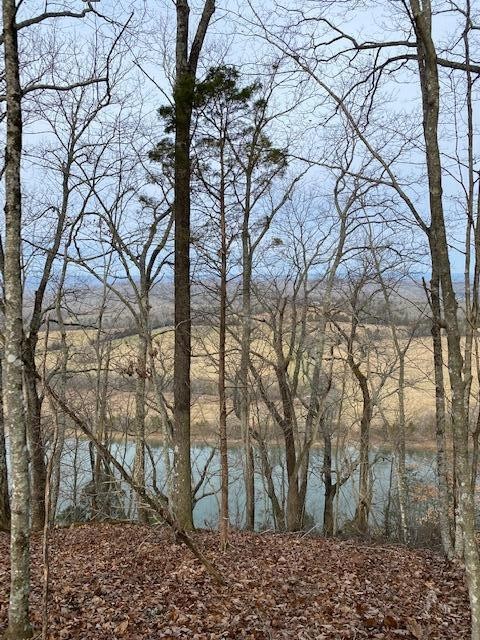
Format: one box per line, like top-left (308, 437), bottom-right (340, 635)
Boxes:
top-left (350, 345), bottom-right (372, 534)
top-left (284, 427), bottom-right (302, 531)
top-left (322, 419), bottom-right (336, 537)
top-left (172, 0), bottom-right (215, 530)
top-left (23, 349), bottom-right (46, 531)
top-left (172, 56), bottom-right (194, 529)
top-left (410, 2), bottom-right (480, 633)
top-left (354, 380), bottom-right (372, 534)
top-left (395, 355), bottom-right (409, 543)
top-left (134, 328), bottom-right (148, 523)
top-left (218, 156), bottom-right (229, 550)
top-left (240, 256), bottom-right (255, 530)
top-left (50, 285), bottom-right (68, 522)
top-left (255, 432), bottom-right (284, 530)
top-left (429, 269), bottom-right (454, 558)
top-left (0, 357), bottom-right (11, 531)
top-left (173, 58), bottom-right (194, 531)
top-left (2, 0), bottom-right (33, 635)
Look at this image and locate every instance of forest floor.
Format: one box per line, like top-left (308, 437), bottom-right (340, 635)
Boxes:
top-left (0, 524), bottom-right (470, 639)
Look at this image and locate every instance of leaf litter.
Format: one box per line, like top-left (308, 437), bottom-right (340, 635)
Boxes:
top-left (0, 524), bottom-right (470, 639)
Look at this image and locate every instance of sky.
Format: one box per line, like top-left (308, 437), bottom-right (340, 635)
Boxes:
top-left (2, 0), bottom-right (479, 288)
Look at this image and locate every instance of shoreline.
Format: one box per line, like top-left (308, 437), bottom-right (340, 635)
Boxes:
top-left (65, 428), bottom-right (439, 454)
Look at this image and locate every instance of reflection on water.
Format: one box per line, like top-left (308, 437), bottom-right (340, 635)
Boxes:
top-left (57, 439), bottom-right (439, 533)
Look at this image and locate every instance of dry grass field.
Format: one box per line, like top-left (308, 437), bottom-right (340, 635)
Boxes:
top-left (39, 321), bottom-right (466, 447)
top-left (39, 318), bottom-right (458, 441)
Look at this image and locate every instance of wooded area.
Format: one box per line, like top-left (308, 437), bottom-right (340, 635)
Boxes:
top-left (1, 0), bottom-right (480, 638)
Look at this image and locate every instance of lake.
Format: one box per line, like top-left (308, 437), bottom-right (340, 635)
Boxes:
top-left (57, 439), bottom-right (440, 535)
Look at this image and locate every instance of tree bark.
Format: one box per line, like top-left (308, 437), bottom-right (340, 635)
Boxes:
top-left (353, 367), bottom-right (372, 534)
top-left (172, 0), bottom-right (215, 530)
top-left (240, 241), bottom-right (255, 530)
top-left (346, 315), bottom-right (372, 534)
top-left (254, 431), bottom-right (285, 530)
top-left (218, 150), bottom-right (229, 550)
top-left (2, 0), bottom-right (33, 635)
top-left (410, 1), bottom-right (480, 634)
top-left (134, 326), bottom-right (148, 523)
top-left (0, 357), bottom-right (11, 531)
top-left (23, 348), bottom-right (46, 530)
top-left (322, 415), bottom-right (336, 537)
top-left (429, 269), bottom-right (455, 558)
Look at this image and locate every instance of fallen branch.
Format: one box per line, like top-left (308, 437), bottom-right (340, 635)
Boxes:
top-left (43, 381), bottom-right (227, 586)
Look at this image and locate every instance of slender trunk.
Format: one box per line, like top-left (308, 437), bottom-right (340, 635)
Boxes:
top-left (134, 328), bottom-right (148, 523)
top-left (240, 256), bottom-right (254, 530)
top-left (218, 158), bottom-right (229, 549)
top-left (3, 0), bottom-right (33, 635)
top-left (273, 317), bottom-right (304, 531)
top-left (24, 351), bottom-right (46, 530)
top-left (371, 243), bottom-right (410, 542)
top-left (147, 337), bottom-right (173, 496)
top-left (463, 1), bottom-right (476, 422)
top-left (396, 355), bottom-right (409, 543)
top-left (42, 389), bottom-right (61, 640)
top-left (93, 341), bottom-right (111, 518)
top-left (50, 291), bottom-right (68, 521)
top-left (0, 357), bottom-right (11, 531)
top-left (472, 403), bottom-right (480, 493)
top-left (255, 432), bottom-right (284, 530)
top-left (429, 269), bottom-right (455, 558)
top-left (347, 325), bottom-right (372, 534)
top-left (385, 456), bottom-right (394, 539)
top-left (285, 427), bottom-right (302, 531)
top-left (322, 416), bottom-right (336, 537)
top-left (354, 375), bottom-right (372, 534)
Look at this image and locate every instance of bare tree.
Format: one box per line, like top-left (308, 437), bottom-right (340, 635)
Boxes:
top-left (171, 0), bottom-right (215, 530)
top-left (2, 0), bottom-right (32, 635)
top-left (251, 3), bottom-right (480, 630)
top-left (409, 1), bottom-right (480, 628)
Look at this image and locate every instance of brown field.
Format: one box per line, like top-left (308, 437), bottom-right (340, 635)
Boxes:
top-left (40, 322), bottom-right (467, 447)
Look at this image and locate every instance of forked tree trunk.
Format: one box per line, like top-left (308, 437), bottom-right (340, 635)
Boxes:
top-left (2, 0), bottom-right (33, 636)
top-left (254, 431), bottom-right (285, 530)
top-left (346, 321), bottom-right (372, 534)
top-left (172, 0), bottom-right (215, 530)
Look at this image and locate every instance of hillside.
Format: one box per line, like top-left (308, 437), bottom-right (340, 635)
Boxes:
top-left (0, 524), bottom-right (469, 639)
